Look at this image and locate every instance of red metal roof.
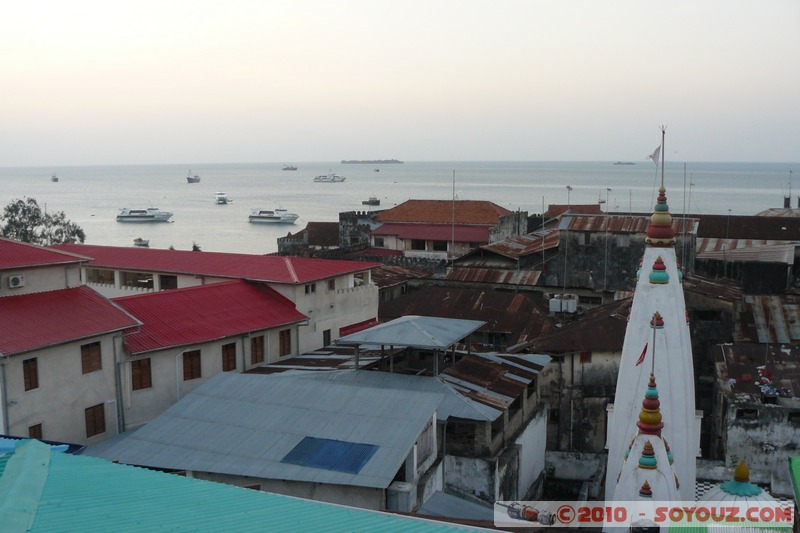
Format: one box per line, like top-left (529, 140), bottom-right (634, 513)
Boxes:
top-left (53, 244), bottom-right (378, 284)
top-left (114, 280), bottom-right (307, 354)
top-left (376, 200), bottom-right (511, 225)
top-left (0, 286), bottom-right (141, 356)
top-left (0, 238), bottom-right (86, 270)
top-left (372, 223), bottom-right (490, 243)
top-left (339, 317), bottom-right (379, 336)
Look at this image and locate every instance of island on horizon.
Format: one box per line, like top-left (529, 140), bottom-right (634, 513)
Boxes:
top-left (341, 159), bottom-right (403, 164)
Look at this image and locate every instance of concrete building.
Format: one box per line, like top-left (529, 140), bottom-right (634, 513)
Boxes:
top-left (0, 239), bottom-right (141, 445)
top-left (54, 244), bottom-right (380, 353)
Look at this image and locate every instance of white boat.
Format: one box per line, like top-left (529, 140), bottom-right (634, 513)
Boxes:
top-left (248, 208), bottom-right (299, 224)
top-left (116, 207), bottom-right (173, 223)
top-left (215, 192), bottom-right (231, 204)
top-left (362, 196), bottom-right (380, 206)
top-left (51, 174), bottom-right (59, 182)
top-left (314, 172), bottom-right (346, 183)
top-left (186, 170), bottom-right (201, 183)
top-left (133, 238), bottom-right (150, 247)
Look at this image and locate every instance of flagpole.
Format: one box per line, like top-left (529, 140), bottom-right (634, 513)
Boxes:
top-left (651, 313), bottom-right (657, 375)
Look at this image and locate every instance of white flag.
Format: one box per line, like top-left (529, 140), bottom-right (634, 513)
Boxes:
top-left (647, 146), bottom-right (661, 166)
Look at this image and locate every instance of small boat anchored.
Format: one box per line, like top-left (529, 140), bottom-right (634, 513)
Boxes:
top-left (314, 172), bottom-right (346, 183)
top-left (186, 170), bottom-right (201, 183)
top-left (215, 192), bottom-right (231, 204)
top-left (133, 238), bottom-right (150, 247)
top-left (116, 207), bottom-right (173, 223)
top-left (282, 165), bottom-right (297, 171)
top-left (51, 174), bottom-right (59, 182)
top-left (248, 208), bottom-right (299, 224)
top-left (362, 196), bottom-right (380, 206)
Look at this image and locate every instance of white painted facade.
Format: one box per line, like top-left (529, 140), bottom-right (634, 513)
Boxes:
top-left (0, 263), bottom-right (82, 297)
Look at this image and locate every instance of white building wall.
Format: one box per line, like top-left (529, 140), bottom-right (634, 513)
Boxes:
top-left (2, 334), bottom-right (120, 445)
top-left (515, 406), bottom-right (547, 498)
top-left (0, 264), bottom-right (82, 296)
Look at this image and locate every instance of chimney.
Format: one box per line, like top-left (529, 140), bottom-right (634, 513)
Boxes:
top-left (784, 196), bottom-right (791, 208)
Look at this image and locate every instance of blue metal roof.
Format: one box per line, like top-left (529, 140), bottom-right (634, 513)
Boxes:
top-left (281, 436), bottom-right (378, 474)
top-left (0, 440), bottom-right (484, 532)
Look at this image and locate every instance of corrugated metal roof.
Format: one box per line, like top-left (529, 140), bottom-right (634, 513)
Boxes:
top-left (378, 288), bottom-right (556, 350)
top-left (281, 437), bottom-right (378, 474)
top-left (735, 295), bottom-right (800, 344)
top-left (0, 238), bottom-right (86, 270)
top-left (695, 213), bottom-right (800, 239)
top-left (520, 298), bottom-right (632, 353)
top-left (371, 264), bottom-right (434, 288)
top-left (682, 274), bottom-right (743, 302)
top-left (114, 280), bottom-right (307, 354)
top-left (479, 228), bottom-right (560, 259)
top-left (560, 214), bottom-right (699, 234)
top-left (337, 315), bottom-right (485, 350)
top-left (0, 286), bottom-right (141, 356)
top-left (695, 237), bottom-right (786, 254)
top-left (53, 243), bottom-right (378, 284)
top-left (444, 268), bottom-right (541, 286)
top-left (94, 373), bottom-right (442, 489)
top-left (372, 223), bottom-right (490, 243)
top-left (542, 204), bottom-right (603, 218)
top-left (376, 200), bottom-right (511, 225)
top-left (2, 440), bottom-right (480, 532)
top-left (696, 242), bottom-right (796, 264)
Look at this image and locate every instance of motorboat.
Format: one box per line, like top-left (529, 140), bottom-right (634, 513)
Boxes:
top-left (215, 192), bottom-right (231, 204)
top-left (314, 172), bottom-right (346, 183)
top-left (133, 238), bottom-right (150, 247)
top-left (282, 165), bottom-right (297, 171)
top-left (116, 207), bottom-right (173, 223)
top-left (362, 196), bottom-right (380, 206)
top-left (51, 174), bottom-right (59, 182)
top-left (248, 208), bottom-right (299, 224)
top-left (186, 170), bottom-right (201, 183)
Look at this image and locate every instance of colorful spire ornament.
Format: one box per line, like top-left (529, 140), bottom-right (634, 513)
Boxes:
top-left (638, 441), bottom-right (657, 469)
top-left (645, 185), bottom-right (676, 247)
top-left (637, 374), bottom-right (664, 435)
top-left (639, 480), bottom-right (653, 498)
top-left (649, 256), bottom-right (670, 284)
top-left (649, 312), bottom-right (664, 329)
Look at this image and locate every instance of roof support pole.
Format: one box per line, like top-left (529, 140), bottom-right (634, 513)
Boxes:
top-left (434, 350), bottom-right (439, 376)
top-left (354, 346), bottom-right (360, 370)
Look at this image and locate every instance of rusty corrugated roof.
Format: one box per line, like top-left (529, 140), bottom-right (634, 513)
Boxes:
top-left (379, 286), bottom-right (556, 350)
top-left (376, 199), bottom-right (511, 225)
top-left (695, 213), bottom-right (800, 239)
top-left (542, 204), bottom-right (603, 218)
top-left (562, 214), bottom-right (699, 234)
top-left (696, 237), bottom-right (788, 253)
top-left (444, 268), bottom-right (541, 286)
top-left (371, 264), bottom-right (433, 288)
top-left (682, 274), bottom-right (743, 302)
top-left (735, 294), bottom-right (800, 344)
top-left (520, 298), bottom-right (632, 353)
top-left (479, 228), bottom-right (560, 258)
top-left (697, 242), bottom-right (796, 264)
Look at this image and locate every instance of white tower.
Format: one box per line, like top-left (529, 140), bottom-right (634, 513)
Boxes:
top-left (606, 133), bottom-right (697, 502)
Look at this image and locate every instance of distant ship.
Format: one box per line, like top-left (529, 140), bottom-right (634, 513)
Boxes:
top-left (613, 161), bottom-right (635, 165)
top-left (341, 159), bottom-right (403, 164)
top-left (282, 165), bottom-right (297, 171)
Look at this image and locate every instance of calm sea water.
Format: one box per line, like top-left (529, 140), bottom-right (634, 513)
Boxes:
top-left (0, 161), bottom-right (796, 254)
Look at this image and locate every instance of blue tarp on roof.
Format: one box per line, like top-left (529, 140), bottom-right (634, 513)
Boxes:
top-left (281, 437), bottom-right (378, 474)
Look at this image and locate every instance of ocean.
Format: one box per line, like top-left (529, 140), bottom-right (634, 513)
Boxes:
top-left (0, 161), bottom-right (796, 254)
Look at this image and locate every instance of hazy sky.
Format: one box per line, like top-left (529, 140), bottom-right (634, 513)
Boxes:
top-left (2, 1), bottom-right (798, 166)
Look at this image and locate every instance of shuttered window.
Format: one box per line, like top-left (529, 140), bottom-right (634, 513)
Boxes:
top-left (131, 358), bottom-right (152, 390)
top-left (183, 350), bottom-right (201, 380)
top-left (250, 336), bottom-right (264, 365)
top-left (85, 403), bottom-right (106, 438)
top-left (222, 343), bottom-right (236, 371)
top-left (81, 342), bottom-right (102, 374)
top-left (23, 358), bottom-right (38, 391)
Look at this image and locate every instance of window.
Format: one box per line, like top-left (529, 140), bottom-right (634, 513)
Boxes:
top-left (432, 240), bottom-right (448, 252)
top-left (323, 329), bottom-right (331, 347)
top-left (279, 329), bottom-right (291, 356)
top-left (183, 350), bottom-right (202, 380)
top-left (374, 237), bottom-right (385, 247)
top-left (354, 272), bottom-right (365, 287)
top-left (85, 403), bottom-right (106, 438)
top-left (250, 336), bottom-right (265, 365)
top-left (735, 408), bottom-right (758, 420)
top-left (29, 424), bottom-right (43, 439)
top-left (411, 239), bottom-right (426, 251)
top-left (120, 270), bottom-right (153, 289)
top-left (159, 274), bottom-right (178, 290)
top-left (328, 279), bottom-right (336, 291)
top-left (81, 342), bottom-right (102, 374)
top-left (131, 358), bottom-right (152, 390)
top-left (305, 283), bottom-right (316, 294)
top-left (222, 342), bottom-right (236, 371)
top-left (86, 268), bottom-right (114, 284)
top-left (23, 358), bottom-right (38, 391)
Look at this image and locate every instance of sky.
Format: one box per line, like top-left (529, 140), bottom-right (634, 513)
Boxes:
top-left (1, 0), bottom-right (799, 166)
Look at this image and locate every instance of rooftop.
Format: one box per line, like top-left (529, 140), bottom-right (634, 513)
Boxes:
top-left (0, 285), bottom-right (140, 356)
top-left (715, 343), bottom-right (800, 405)
top-left (114, 280), bottom-right (307, 354)
top-left (371, 223), bottom-right (490, 243)
top-left (0, 238), bottom-right (85, 270)
top-left (52, 243), bottom-right (378, 284)
top-left (376, 200), bottom-right (511, 226)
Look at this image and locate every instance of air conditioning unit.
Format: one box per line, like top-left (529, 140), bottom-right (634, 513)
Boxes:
top-left (7, 275), bottom-right (25, 289)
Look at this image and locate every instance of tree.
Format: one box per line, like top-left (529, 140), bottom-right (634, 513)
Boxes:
top-left (0, 198), bottom-right (86, 245)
